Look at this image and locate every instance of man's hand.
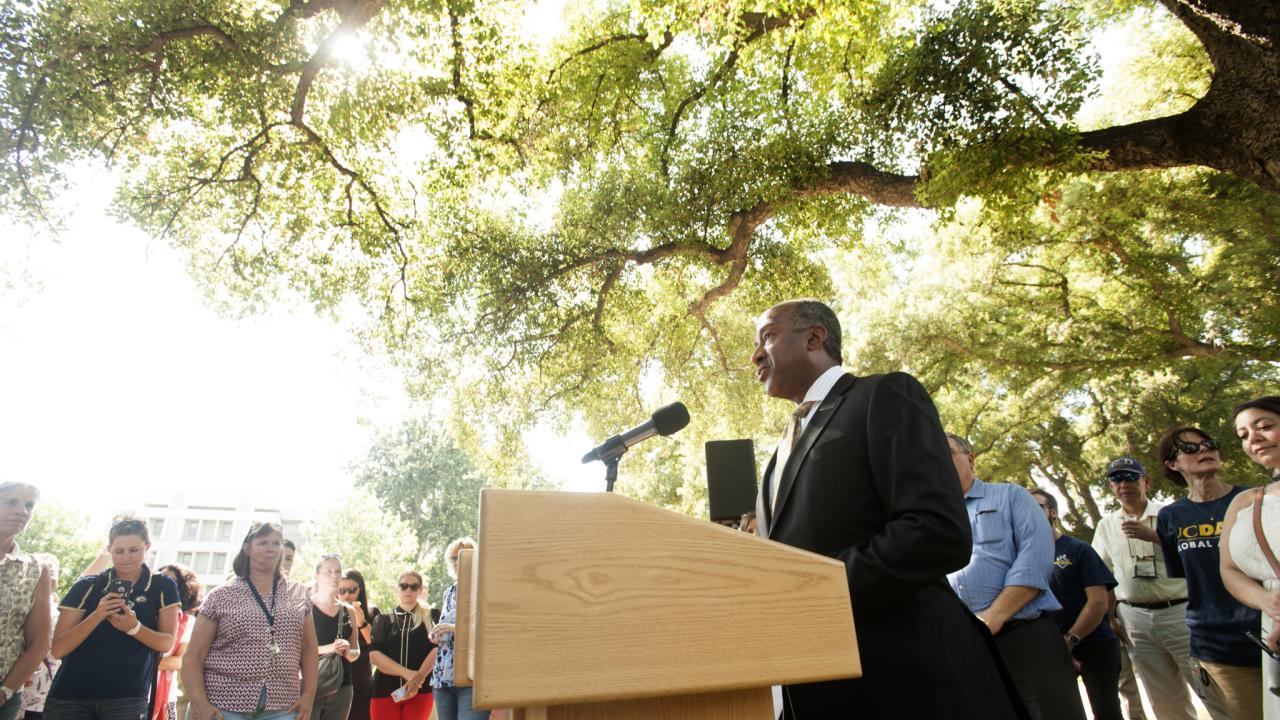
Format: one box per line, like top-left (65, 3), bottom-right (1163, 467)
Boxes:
top-left (976, 609), bottom-right (1005, 636)
top-left (1120, 520), bottom-right (1159, 543)
top-left (1062, 636), bottom-right (1083, 672)
top-left (1110, 617), bottom-right (1130, 647)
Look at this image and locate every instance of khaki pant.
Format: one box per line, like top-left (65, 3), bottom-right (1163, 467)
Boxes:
top-left (1117, 603), bottom-right (1210, 720)
top-left (1118, 649), bottom-right (1147, 720)
top-left (1198, 658), bottom-right (1262, 720)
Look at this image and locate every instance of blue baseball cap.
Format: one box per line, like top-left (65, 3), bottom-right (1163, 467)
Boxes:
top-left (1105, 456), bottom-right (1147, 479)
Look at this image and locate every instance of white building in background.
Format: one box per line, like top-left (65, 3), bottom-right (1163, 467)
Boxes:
top-left (140, 491), bottom-right (306, 589)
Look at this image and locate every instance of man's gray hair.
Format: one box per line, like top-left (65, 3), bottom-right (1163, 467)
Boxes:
top-left (945, 433), bottom-right (972, 455)
top-left (786, 299), bottom-right (843, 364)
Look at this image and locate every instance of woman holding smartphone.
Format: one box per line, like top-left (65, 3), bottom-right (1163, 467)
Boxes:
top-left (46, 517), bottom-right (179, 720)
top-left (182, 522), bottom-right (317, 720)
top-left (368, 572), bottom-right (435, 720)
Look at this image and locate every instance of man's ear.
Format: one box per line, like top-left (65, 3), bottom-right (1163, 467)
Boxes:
top-left (807, 325), bottom-right (828, 352)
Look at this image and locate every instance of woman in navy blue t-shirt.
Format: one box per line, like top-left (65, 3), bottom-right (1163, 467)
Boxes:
top-left (1155, 426), bottom-right (1262, 720)
top-left (46, 517), bottom-right (179, 720)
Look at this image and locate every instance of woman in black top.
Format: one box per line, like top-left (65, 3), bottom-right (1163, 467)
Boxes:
top-left (368, 572), bottom-right (435, 720)
top-left (310, 555), bottom-right (359, 720)
top-left (339, 570), bottom-right (378, 720)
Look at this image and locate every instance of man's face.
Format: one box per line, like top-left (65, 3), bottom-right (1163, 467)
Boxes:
top-left (1107, 472), bottom-right (1150, 505)
top-left (281, 548), bottom-right (296, 574)
top-left (751, 304), bottom-right (819, 403)
top-left (948, 439), bottom-right (975, 487)
top-left (1033, 495), bottom-right (1057, 525)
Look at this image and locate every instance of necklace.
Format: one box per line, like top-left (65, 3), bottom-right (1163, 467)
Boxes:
top-left (1186, 487), bottom-right (1233, 526)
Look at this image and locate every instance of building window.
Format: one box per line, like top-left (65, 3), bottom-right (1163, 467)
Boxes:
top-left (217, 521), bottom-right (233, 543)
top-left (212, 552), bottom-right (228, 574)
top-left (150, 518), bottom-right (166, 539)
top-left (177, 552), bottom-right (193, 566)
top-left (199, 520), bottom-right (217, 542)
top-left (147, 551), bottom-right (158, 567)
top-left (194, 552), bottom-right (212, 574)
top-left (183, 520), bottom-right (199, 541)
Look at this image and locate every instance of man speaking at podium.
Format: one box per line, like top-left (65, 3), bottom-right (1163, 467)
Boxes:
top-left (751, 299), bottom-right (1023, 719)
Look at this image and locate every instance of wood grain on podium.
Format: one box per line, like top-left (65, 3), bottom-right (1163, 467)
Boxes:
top-left (513, 687), bottom-right (772, 719)
top-left (469, 489), bottom-right (859, 710)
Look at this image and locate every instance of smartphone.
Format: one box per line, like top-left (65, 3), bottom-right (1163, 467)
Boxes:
top-left (106, 579), bottom-right (133, 614)
top-left (390, 687), bottom-right (409, 703)
top-left (1246, 630), bottom-right (1279, 660)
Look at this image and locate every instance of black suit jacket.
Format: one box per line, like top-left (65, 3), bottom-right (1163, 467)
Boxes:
top-left (758, 372), bottom-right (1023, 719)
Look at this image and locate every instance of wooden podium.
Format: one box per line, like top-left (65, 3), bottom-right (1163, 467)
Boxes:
top-left (453, 489), bottom-right (860, 719)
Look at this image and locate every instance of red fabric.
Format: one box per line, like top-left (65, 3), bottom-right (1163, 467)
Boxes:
top-left (370, 693), bottom-right (433, 720)
top-left (152, 611), bottom-right (189, 720)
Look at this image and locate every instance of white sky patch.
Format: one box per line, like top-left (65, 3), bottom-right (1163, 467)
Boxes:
top-left (326, 30), bottom-right (371, 69)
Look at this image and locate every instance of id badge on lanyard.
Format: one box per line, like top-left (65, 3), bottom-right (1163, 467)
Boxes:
top-left (247, 577), bottom-right (281, 658)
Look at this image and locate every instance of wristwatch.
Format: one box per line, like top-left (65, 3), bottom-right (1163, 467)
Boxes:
top-left (1066, 633), bottom-right (1082, 647)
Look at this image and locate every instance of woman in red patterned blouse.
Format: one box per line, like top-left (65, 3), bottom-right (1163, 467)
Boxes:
top-left (181, 523), bottom-right (318, 720)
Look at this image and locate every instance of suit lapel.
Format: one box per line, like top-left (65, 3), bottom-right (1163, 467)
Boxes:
top-left (771, 374), bottom-right (857, 529)
top-left (758, 453), bottom-right (778, 537)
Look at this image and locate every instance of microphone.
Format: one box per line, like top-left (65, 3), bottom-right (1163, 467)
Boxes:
top-left (581, 402), bottom-right (691, 464)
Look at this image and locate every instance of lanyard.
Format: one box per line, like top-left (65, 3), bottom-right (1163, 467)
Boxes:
top-left (246, 576), bottom-right (280, 634)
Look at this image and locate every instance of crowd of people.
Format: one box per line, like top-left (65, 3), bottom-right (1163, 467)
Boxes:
top-left (746, 297), bottom-right (1280, 720)
top-left (742, 393), bottom-right (1280, 719)
top-left (0, 492), bottom-right (487, 720)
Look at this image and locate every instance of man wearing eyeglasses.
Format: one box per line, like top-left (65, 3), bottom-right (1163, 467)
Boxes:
top-left (945, 434), bottom-right (1086, 720)
top-left (1092, 456), bottom-right (1207, 720)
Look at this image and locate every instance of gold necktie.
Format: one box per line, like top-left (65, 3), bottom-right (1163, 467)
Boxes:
top-left (771, 400), bottom-right (818, 511)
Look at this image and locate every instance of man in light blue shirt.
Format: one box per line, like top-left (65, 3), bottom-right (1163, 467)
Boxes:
top-left (946, 434), bottom-right (1085, 720)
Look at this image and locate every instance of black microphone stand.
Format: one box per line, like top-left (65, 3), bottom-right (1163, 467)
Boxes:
top-left (604, 455), bottom-right (620, 493)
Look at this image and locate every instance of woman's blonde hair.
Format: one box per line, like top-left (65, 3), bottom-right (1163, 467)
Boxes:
top-left (444, 537), bottom-right (476, 580)
top-left (397, 570), bottom-right (432, 631)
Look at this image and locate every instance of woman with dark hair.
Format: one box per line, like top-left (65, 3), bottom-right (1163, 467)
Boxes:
top-left (47, 516), bottom-right (179, 720)
top-left (182, 522), bottom-right (317, 720)
top-left (153, 564), bottom-right (201, 720)
top-left (339, 570), bottom-right (378, 720)
top-left (0, 482), bottom-right (51, 720)
top-left (1154, 426), bottom-right (1262, 720)
top-left (1221, 396), bottom-right (1280, 718)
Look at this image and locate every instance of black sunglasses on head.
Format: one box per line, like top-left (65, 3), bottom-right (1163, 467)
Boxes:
top-left (1170, 437), bottom-right (1219, 458)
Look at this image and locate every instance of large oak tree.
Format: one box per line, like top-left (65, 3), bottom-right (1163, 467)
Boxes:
top-left (2, 0), bottom-right (1277, 517)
